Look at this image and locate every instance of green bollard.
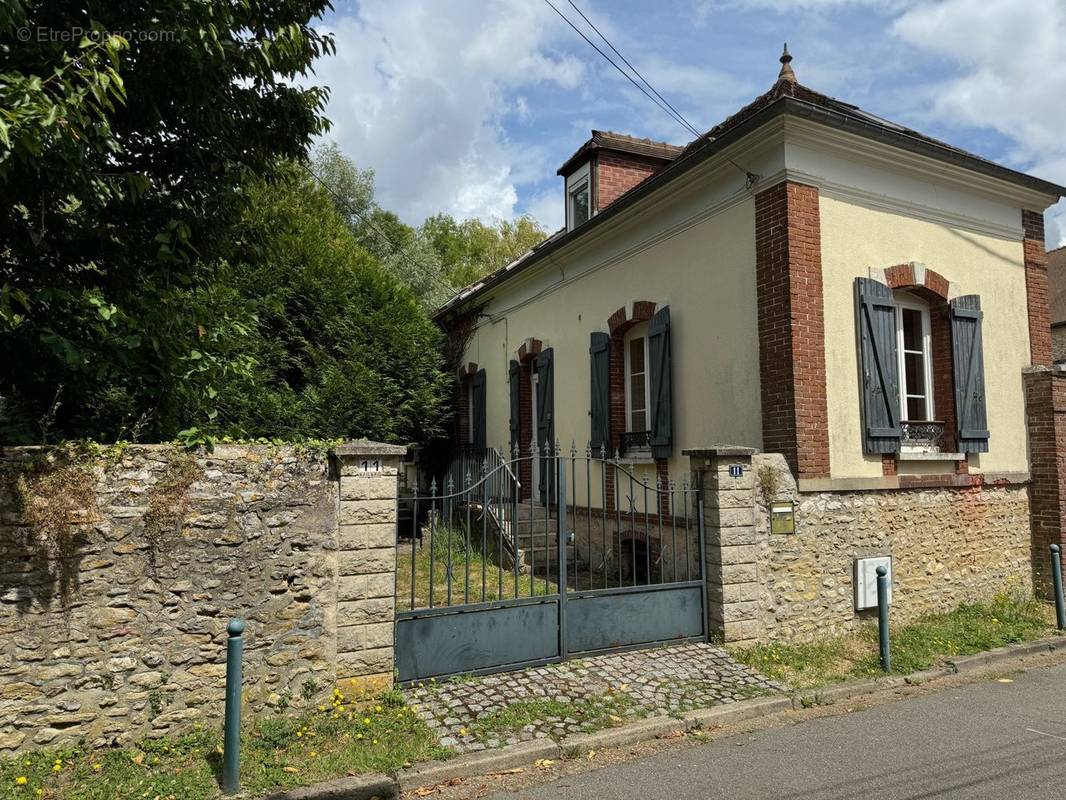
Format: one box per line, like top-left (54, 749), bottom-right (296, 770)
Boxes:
top-left (876, 566), bottom-right (891, 672)
top-left (1052, 545), bottom-right (1066, 631)
top-left (222, 619), bottom-right (245, 796)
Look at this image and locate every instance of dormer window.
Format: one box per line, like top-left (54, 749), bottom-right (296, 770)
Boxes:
top-left (566, 162), bottom-right (591, 230)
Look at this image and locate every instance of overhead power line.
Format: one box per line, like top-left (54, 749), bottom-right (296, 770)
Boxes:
top-left (541, 0), bottom-right (699, 138)
top-left (545, 0), bottom-right (760, 188)
top-left (563, 0), bottom-right (701, 138)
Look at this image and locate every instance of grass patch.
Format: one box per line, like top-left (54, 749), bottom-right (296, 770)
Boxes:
top-left (472, 691), bottom-right (642, 742)
top-left (397, 525), bottom-right (558, 610)
top-left (732, 592), bottom-right (1059, 691)
top-left (0, 687), bottom-right (450, 800)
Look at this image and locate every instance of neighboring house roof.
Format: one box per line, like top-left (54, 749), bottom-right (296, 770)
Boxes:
top-left (557, 130), bottom-right (684, 177)
top-left (436, 47), bottom-right (1066, 320)
top-left (1050, 246), bottom-right (1066, 326)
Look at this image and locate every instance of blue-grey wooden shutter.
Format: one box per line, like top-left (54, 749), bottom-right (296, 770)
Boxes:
top-left (589, 332), bottom-right (610, 453)
top-left (648, 306), bottom-right (673, 460)
top-left (950, 295), bottom-right (989, 453)
top-left (472, 368), bottom-right (487, 452)
top-left (508, 360), bottom-right (521, 453)
top-left (855, 278), bottom-right (901, 454)
top-left (535, 348), bottom-right (555, 501)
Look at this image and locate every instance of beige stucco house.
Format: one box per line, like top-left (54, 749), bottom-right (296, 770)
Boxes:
top-left (436, 50), bottom-right (1066, 641)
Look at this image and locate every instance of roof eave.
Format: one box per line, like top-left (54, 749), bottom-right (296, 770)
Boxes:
top-left (437, 96), bottom-right (1066, 320)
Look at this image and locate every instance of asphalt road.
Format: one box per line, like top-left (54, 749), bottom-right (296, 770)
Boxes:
top-left (481, 661), bottom-right (1066, 800)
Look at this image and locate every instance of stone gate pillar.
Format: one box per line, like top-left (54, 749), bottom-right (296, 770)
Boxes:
top-left (685, 446), bottom-right (761, 646)
top-left (331, 440), bottom-right (406, 692)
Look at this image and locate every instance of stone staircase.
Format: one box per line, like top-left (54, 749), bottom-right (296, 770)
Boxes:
top-left (510, 501), bottom-right (581, 579)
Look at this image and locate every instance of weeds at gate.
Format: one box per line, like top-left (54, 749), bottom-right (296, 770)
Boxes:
top-left (470, 692), bottom-right (642, 742)
top-left (732, 592), bottom-right (1059, 690)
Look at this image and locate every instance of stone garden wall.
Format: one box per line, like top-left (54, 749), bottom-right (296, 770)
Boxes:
top-left (750, 453), bottom-right (1032, 641)
top-left (0, 441), bottom-right (401, 754)
top-left (688, 448), bottom-right (1033, 647)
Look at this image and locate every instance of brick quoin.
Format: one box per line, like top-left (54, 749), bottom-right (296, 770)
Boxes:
top-left (1024, 369), bottom-right (1066, 597)
top-left (754, 181), bottom-right (831, 479)
top-left (1023, 210), bottom-right (1052, 366)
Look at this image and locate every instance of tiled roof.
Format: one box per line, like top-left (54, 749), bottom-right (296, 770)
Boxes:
top-left (557, 130), bottom-right (683, 176)
top-left (1050, 245), bottom-right (1066, 326)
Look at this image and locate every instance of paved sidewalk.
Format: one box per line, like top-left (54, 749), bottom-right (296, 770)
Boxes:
top-left (404, 643), bottom-right (781, 753)
top-left (476, 660), bottom-right (1066, 800)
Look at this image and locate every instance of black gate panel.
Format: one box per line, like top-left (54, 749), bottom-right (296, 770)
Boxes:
top-left (565, 583), bottom-right (705, 654)
top-left (395, 597), bottom-right (559, 682)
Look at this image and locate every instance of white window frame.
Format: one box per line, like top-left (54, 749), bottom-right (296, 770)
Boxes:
top-left (565, 162), bottom-right (591, 231)
top-left (893, 292), bottom-right (935, 425)
top-left (623, 322), bottom-right (651, 434)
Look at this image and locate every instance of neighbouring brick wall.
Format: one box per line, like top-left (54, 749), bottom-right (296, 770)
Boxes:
top-left (0, 441), bottom-right (401, 754)
top-left (1023, 210), bottom-right (1052, 366)
top-left (754, 181), bottom-right (830, 480)
top-left (595, 152), bottom-right (668, 211)
top-left (1024, 367), bottom-right (1066, 596)
top-left (751, 453), bottom-right (1032, 641)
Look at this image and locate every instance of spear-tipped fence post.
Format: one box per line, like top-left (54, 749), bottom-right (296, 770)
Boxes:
top-left (222, 618), bottom-right (245, 795)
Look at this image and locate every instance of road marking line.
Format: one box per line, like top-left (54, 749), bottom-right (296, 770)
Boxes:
top-left (1026, 727), bottom-right (1066, 742)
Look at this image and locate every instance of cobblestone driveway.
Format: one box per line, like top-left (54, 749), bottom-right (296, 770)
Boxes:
top-left (404, 643), bottom-right (782, 754)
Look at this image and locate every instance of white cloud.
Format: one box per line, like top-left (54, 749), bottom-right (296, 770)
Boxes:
top-left (313, 0), bottom-right (584, 225)
top-left (522, 187), bottom-right (565, 232)
top-left (890, 0), bottom-right (1066, 246)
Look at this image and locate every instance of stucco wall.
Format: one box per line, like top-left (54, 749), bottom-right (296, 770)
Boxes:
top-left (461, 177), bottom-right (761, 492)
top-left (818, 194), bottom-right (1032, 479)
top-left (751, 453), bottom-right (1033, 641)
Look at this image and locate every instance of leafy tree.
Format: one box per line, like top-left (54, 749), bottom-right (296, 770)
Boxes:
top-left (312, 144), bottom-right (453, 310)
top-left (422, 214), bottom-right (547, 288)
top-left (0, 1), bottom-right (335, 442)
top-left (213, 166), bottom-right (449, 444)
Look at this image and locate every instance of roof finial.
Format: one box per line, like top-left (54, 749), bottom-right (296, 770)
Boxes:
top-left (778, 42), bottom-right (796, 83)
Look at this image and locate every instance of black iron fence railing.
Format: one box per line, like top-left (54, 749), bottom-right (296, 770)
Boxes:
top-left (397, 447), bottom-right (702, 613)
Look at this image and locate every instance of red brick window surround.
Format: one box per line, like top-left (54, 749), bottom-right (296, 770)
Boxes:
top-left (754, 181), bottom-right (831, 480)
top-left (455, 362), bottom-right (478, 447)
top-left (603, 301), bottom-right (664, 509)
top-left (514, 338), bottom-right (542, 500)
top-left (879, 264), bottom-right (961, 476)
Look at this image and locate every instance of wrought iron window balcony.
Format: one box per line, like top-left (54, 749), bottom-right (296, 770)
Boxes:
top-left (620, 430), bottom-right (653, 457)
top-left (900, 420), bottom-right (945, 451)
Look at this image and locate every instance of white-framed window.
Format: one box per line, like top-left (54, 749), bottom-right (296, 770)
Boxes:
top-left (566, 162), bottom-right (591, 230)
top-left (894, 292), bottom-right (934, 424)
top-left (624, 322), bottom-right (650, 433)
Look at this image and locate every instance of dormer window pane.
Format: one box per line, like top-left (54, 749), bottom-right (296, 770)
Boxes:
top-left (571, 183), bottom-right (589, 227)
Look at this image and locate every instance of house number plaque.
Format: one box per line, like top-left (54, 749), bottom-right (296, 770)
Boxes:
top-left (359, 459), bottom-right (381, 473)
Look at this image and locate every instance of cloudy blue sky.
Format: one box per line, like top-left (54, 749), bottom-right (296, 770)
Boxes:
top-left (310, 0), bottom-right (1066, 247)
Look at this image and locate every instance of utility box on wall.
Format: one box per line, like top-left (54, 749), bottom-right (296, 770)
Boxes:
top-left (854, 555), bottom-right (892, 611)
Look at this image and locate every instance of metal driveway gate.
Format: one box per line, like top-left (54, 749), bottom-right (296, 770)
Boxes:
top-left (393, 446), bottom-right (707, 683)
